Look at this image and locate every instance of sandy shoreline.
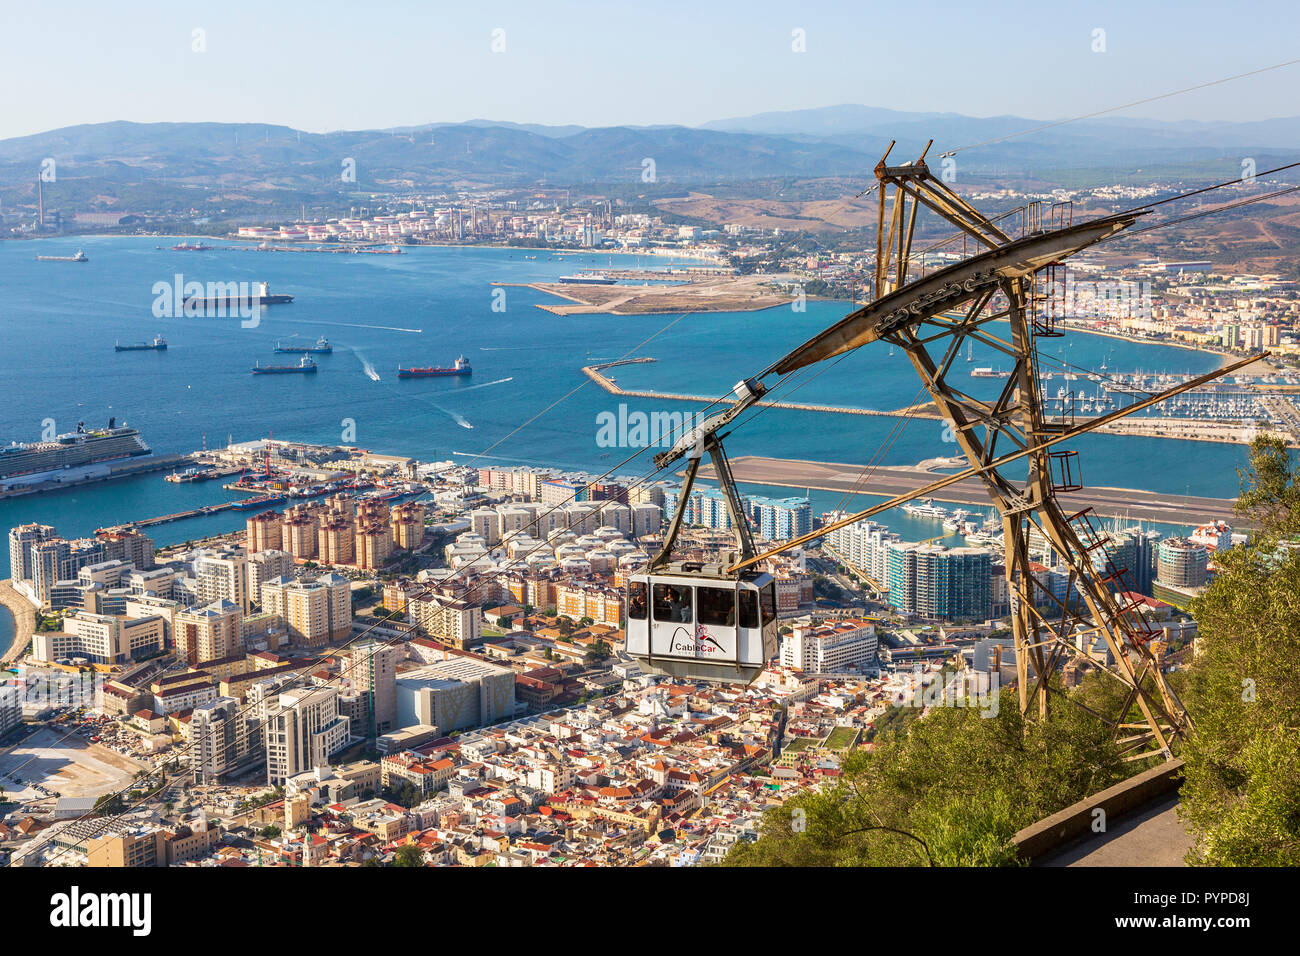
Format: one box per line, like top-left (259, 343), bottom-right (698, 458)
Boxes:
top-left (0, 580), bottom-right (35, 665)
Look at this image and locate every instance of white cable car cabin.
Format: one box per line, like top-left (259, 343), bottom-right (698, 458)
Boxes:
top-left (623, 391), bottom-right (779, 683)
top-left (625, 561), bottom-right (778, 684)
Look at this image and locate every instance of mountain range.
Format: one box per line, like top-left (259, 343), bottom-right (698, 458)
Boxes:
top-left (3, 105), bottom-right (1299, 217)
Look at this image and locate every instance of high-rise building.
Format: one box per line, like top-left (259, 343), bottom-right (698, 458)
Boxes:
top-left (354, 522), bottom-right (393, 570)
top-left (245, 511), bottom-right (282, 553)
top-left (247, 550), bottom-right (294, 606)
top-left (1157, 537), bottom-right (1208, 588)
top-left (281, 512), bottom-right (319, 560)
top-left (95, 528), bottom-right (155, 570)
top-left (748, 496), bottom-right (812, 541)
top-left (191, 696), bottom-right (260, 784)
top-left (260, 574), bottom-right (352, 646)
top-left (257, 683), bottom-right (352, 786)
top-left (390, 502), bottom-right (426, 550)
top-left (317, 515), bottom-right (356, 565)
top-left (345, 638), bottom-right (403, 739)
top-left (174, 600), bottom-right (244, 665)
top-left (8, 523), bottom-right (58, 583)
top-left (887, 543), bottom-right (991, 620)
top-left (195, 549), bottom-right (250, 613)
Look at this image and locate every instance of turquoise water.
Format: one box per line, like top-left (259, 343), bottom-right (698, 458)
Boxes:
top-left (0, 237), bottom-right (1247, 587)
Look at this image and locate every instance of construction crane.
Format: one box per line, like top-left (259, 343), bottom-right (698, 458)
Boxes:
top-left (625, 139), bottom-right (1267, 763)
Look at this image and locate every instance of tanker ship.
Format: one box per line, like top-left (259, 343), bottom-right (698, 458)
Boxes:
top-left (397, 356), bottom-right (472, 378)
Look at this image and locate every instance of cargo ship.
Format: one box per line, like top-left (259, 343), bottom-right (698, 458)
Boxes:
top-left (115, 335), bottom-right (168, 352)
top-left (1, 419), bottom-right (151, 483)
top-left (231, 493), bottom-right (287, 509)
top-left (558, 273), bottom-right (616, 285)
top-left (397, 356), bottom-right (472, 378)
top-left (35, 249), bottom-right (88, 262)
top-left (184, 281), bottom-right (294, 310)
top-left (274, 336), bottom-right (331, 354)
top-left (252, 356), bottom-right (318, 375)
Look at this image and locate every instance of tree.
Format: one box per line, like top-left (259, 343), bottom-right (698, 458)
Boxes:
top-left (94, 792), bottom-right (125, 816)
top-left (261, 824), bottom-right (281, 839)
top-left (1178, 435), bottom-right (1300, 864)
top-left (585, 640), bottom-right (613, 664)
top-left (393, 843), bottom-right (424, 867)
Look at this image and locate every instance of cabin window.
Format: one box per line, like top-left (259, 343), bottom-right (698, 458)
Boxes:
top-left (738, 588), bottom-right (759, 629)
top-left (760, 583), bottom-right (777, 626)
top-left (697, 586), bottom-right (736, 627)
top-left (628, 581), bottom-right (648, 620)
top-left (653, 583), bottom-right (692, 623)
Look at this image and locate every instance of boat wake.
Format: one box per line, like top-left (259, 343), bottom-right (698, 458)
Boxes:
top-left (455, 376), bottom-right (513, 392)
top-left (349, 347), bottom-right (381, 381)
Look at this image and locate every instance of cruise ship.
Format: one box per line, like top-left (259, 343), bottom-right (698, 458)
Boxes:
top-left (1, 419), bottom-right (151, 481)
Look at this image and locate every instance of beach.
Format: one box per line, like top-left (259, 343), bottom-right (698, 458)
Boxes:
top-left (0, 579), bottom-right (34, 665)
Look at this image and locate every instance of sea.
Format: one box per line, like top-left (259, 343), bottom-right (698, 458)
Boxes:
top-left (0, 236), bottom-right (1250, 652)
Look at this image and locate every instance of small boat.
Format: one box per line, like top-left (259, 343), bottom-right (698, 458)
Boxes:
top-left (115, 335), bottom-right (168, 352)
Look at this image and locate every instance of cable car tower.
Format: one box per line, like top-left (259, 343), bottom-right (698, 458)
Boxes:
top-left (775, 141), bottom-right (1188, 759)
top-left (627, 140), bottom-right (1261, 761)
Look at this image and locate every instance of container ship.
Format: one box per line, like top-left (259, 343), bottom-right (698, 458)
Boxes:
top-left (115, 335), bottom-right (168, 352)
top-left (35, 249), bottom-right (88, 262)
top-left (1, 419), bottom-right (151, 482)
top-left (184, 281), bottom-right (294, 310)
top-left (397, 356), bottom-right (472, 378)
top-left (558, 273), bottom-right (616, 285)
top-left (252, 356), bottom-right (318, 375)
top-left (274, 336), bottom-right (331, 354)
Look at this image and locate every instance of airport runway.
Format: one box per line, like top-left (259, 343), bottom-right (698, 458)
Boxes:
top-left (703, 456), bottom-right (1243, 528)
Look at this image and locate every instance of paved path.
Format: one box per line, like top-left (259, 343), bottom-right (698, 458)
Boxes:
top-left (1037, 795), bottom-right (1193, 867)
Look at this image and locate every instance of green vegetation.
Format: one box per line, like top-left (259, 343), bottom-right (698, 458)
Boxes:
top-left (823, 727), bottom-right (859, 751)
top-left (393, 843), bottom-right (424, 867)
top-left (724, 677), bottom-right (1132, 866)
top-left (584, 640), bottom-right (613, 664)
top-left (1179, 436), bottom-right (1300, 865)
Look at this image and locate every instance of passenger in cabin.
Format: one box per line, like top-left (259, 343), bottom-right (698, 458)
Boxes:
top-left (668, 587), bottom-right (691, 622)
top-left (629, 585), bottom-right (647, 619)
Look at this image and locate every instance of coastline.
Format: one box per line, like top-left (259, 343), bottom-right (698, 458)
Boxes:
top-left (0, 579), bottom-right (35, 665)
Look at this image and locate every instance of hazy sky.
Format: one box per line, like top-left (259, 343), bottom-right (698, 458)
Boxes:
top-left (2, 0), bottom-right (1297, 139)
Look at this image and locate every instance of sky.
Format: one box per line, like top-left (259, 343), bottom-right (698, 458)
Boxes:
top-left (1, 0), bottom-right (1298, 140)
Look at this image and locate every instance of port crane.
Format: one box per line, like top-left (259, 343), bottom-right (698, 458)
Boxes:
top-left (626, 141), bottom-right (1265, 761)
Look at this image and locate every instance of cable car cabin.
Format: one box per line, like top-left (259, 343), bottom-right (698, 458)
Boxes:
top-left (625, 562), bottom-right (778, 684)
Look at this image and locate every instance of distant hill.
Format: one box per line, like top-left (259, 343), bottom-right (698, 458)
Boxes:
top-left (3, 109), bottom-right (1299, 229)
